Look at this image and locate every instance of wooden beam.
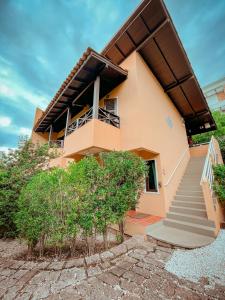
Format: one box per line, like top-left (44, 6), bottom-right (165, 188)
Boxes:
top-left (136, 19), bottom-right (169, 51)
top-left (165, 75), bottom-right (194, 93)
top-left (72, 81), bottom-right (94, 106)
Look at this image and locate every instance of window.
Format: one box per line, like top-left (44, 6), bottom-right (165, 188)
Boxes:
top-left (104, 98), bottom-right (118, 115)
top-left (145, 160), bottom-right (158, 192)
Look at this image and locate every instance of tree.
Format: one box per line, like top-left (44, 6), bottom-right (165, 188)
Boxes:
top-left (67, 156), bottom-right (103, 255)
top-left (0, 137), bottom-right (57, 238)
top-left (100, 151), bottom-right (147, 242)
top-left (192, 111), bottom-right (225, 161)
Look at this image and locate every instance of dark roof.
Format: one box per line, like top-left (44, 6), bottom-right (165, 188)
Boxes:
top-left (101, 0), bottom-right (216, 135)
top-left (34, 48), bottom-right (127, 132)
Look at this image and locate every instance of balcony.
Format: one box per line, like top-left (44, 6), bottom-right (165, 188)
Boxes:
top-left (63, 108), bottom-right (121, 157)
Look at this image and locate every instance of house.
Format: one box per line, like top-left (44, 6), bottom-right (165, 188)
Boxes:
top-left (31, 0), bottom-right (224, 248)
top-left (203, 76), bottom-right (225, 113)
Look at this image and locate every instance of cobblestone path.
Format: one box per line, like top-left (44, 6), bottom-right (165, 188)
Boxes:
top-left (0, 237), bottom-right (224, 299)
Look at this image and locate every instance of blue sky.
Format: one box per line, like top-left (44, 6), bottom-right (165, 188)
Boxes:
top-left (0, 0), bottom-right (225, 150)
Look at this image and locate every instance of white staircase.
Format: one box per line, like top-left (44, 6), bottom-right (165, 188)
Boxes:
top-left (146, 156), bottom-right (216, 248)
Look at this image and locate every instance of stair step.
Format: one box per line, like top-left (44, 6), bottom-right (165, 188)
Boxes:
top-left (177, 186), bottom-right (202, 193)
top-left (176, 188), bottom-right (203, 197)
top-left (163, 219), bottom-right (215, 237)
top-left (146, 221), bottom-right (215, 249)
top-left (179, 183), bottom-right (201, 189)
top-left (166, 212), bottom-right (215, 227)
top-left (174, 195), bottom-right (204, 202)
top-left (172, 200), bottom-right (205, 209)
top-left (170, 206), bottom-right (207, 217)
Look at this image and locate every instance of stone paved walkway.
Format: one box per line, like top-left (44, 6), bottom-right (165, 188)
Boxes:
top-left (0, 236), bottom-right (224, 299)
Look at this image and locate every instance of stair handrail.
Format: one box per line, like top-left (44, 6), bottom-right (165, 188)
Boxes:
top-left (164, 147), bottom-right (189, 186)
top-left (200, 136), bottom-right (217, 191)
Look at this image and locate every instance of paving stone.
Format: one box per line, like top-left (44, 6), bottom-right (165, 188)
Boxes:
top-left (155, 245), bottom-right (174, 253)
top-left (117, 260), bottom-right (134, 271)
top-left (123, 238), bottom-right (139, 250)
top-left (22, 261), bottom-right (39, 270)
top-left (87, 265), bottom-right (102, 277)
top-left (32, 283), bottom-right (52, 300)
top-left (10, 260), bottom-right (26, 269)
top-left (59, 267), bottom-right (86, 283)
top-left (99, 261), bottom-right (111, 269)
top-left (100, 250), bottom-right (114, 261)
top-left (128, 250), bottom-right (146, 261)
top-left (85, 253), bottom-right (101, 266)
top-left (0, 268), bottom-right (17, 277)
top-left (98, 272), bottom-right (120, 286)
top-left (36, 261), bottom-right (51, 270)
top-left (12, 269), bottom-right (28, 280)
top-left (155, 249), bottom-right (171, 262)
top-left (123, 270), bottom-right (146, 285)
top-left (47, 261), bottom-right (65, 270)
top-left (110, 244), bottom-right (127, 257)
top-left (120, 278), bottom-right (143, 295)
top-left (110, 266), bottom-right (127, 277)
top-left (144, 274), bottom-right (163, 291)
top-left (142, 256), bottom-right (165, 269)
top-left (59, 286), bottom-right (82, 300)
top-left (132, 265), bottom-right (151, 278)
top-left (65, 258), bottom-right (84, 268)
top-left (121, 294), bottom-right (141, 300)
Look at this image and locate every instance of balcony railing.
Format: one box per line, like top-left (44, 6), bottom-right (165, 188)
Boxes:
top-left (49, 140), bottom-right (64, 148)
top-left (67, 107), bottom-right (120, 136)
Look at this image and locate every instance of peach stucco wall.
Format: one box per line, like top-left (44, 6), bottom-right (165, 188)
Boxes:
top-left (106, 52), bottom-right (189, 216)
top-left (63, 119), bottom-right (121, 157)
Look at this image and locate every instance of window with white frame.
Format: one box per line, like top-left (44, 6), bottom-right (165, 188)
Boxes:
top-left (104, 98), bottom-right (118, 115)
top-left (145, 160), bottom-right (158, 192)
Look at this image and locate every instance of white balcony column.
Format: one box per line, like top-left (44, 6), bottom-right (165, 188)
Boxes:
top-left (48, 124), bottom-right (53, 144)
top-left (93, 76), bottom-right (100, 119)
top-left (64, 107), bottom-right (71, 138)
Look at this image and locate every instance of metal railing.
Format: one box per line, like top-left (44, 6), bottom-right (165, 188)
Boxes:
top-left (66, 107), bottom-right (120, 136)
top-left (67, 107), bottom-right (93, 135)
top-left (49, 140), bottom-right (64, 148)
top-left (200, 136), bottom-right (217, 192)
top-left (98, 107), bottom-right (120, 128)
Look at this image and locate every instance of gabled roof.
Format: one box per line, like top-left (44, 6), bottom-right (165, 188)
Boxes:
top-left (35, 0), bottom-right (215, 135)
top-left (101, 0), bottom-right (216, 135)
top-left (34, 48), bottom-right (127, 132)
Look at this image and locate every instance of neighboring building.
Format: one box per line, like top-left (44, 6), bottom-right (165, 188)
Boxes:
top-left (31, 0), bottom-right (224, 248)
top-left (203, 76), bottom-right (225, 112)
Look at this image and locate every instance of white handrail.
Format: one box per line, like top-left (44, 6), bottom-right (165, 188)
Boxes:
top-left (200, 136), bottom-right (217, 191)
top-left (164, 147), bottom-right (189, 186)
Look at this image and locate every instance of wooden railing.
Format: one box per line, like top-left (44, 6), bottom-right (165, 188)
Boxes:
top-left (49, 140), bottom-right (64, 148)
top-left (66, 107), bottom-right (120, 136)
top-left (200, 136), bottom-right (217, 192)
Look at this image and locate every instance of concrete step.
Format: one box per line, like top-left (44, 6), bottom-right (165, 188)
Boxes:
top-left (163, 219), bottom-right (215, 237)
top-left (174, 195), bottom-right (204, 202)
top-left (176, 190), bottom-right (203, 196)
top-left (172, 200), bottom-right (205, 210)
top-left (178, 183), bottom-right (201, 189)
top-left (181, 178), bottom-right (201, 184)
top-left (146, 221), bottom-right (215, 249)
top-left (170, 206), bottom-right (207, 218)
top-left (166, 212), bottom-right (215, 227)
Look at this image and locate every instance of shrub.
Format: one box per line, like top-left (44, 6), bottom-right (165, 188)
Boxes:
top-left (213, 164), bottom-right (225, 205)
top-left (15, 151), bottom-right (146, 256)
top-left (0, 137), bottom-right (57, 238)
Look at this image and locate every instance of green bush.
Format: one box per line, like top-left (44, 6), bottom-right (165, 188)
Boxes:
top-left (15, 151), bottom-right (146, 256)
top-left (192, 111), bottom-right (225, 162)
top-left (0, 138), bottom-right (57, 238)
top-left (213, 164), bottom-right (225, 205)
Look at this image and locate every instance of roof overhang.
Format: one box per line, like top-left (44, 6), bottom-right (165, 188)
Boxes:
top-left (102, 0), bottom-right (216, 135)
top-left (34, 49), bottom-right (128, 132)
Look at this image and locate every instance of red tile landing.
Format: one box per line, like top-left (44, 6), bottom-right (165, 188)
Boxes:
top-left (126, 210), bottom-right (162, 227)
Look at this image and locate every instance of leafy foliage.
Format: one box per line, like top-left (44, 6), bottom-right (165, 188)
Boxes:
top-left (213, 164), bottom-right (225, 205)
top-left (15, 151), bottom-right (146, 256)
top-left (0, 137), bottom-right (57, 238)
top-left (192, 111), bottom-right (225, 161)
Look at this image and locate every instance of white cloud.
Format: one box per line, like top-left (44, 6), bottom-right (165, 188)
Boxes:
top-left (0, 116), bottom-right (12, 127)
top-left (19, 127), bottom-right (31, 136)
